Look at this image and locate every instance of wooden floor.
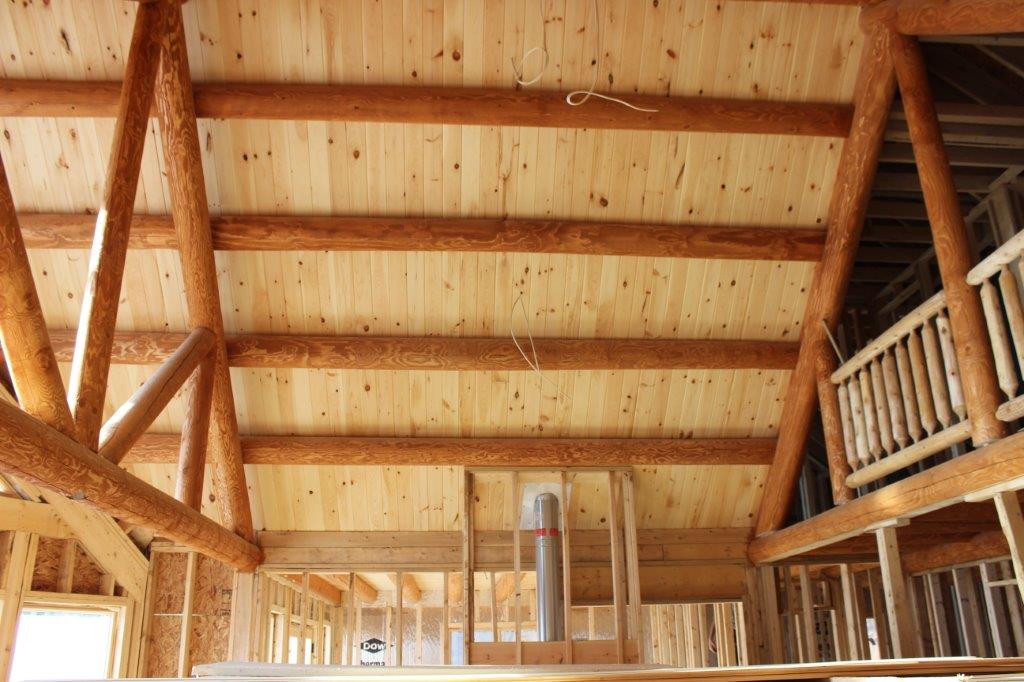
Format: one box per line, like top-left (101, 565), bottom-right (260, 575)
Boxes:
top-left (192, 658), bottom-right (1024, 681)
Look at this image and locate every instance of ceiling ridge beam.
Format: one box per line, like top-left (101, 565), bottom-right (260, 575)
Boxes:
top-left (16, 212), bottom-right (826, 262)
top-left (0, 79), bottom-right (853, 138)
top-left (121, 433), bottom-right (777, 467)
top-left (45, 329), bottom-right (799, 371)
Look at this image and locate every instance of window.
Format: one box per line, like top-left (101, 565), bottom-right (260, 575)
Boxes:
top-left (10, 608), bottom-right (117, 682)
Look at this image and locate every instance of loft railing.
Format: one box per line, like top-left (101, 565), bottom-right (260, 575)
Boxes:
top-left (828, 292), bottom-right (971, 492)
top-left (967, 231), bottom-right (1024, 423)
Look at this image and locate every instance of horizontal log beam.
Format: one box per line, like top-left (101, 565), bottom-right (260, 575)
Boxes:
top-left (16, 213), bottom-right (825, 262)
top-left (46, 329), bottom-right (799, 372)
top-left (748, 430), bottom-right (1024, 564)
top-left (864, 0), bottom-right (1024, 36)
top-left (0, 398), bottom-right (261, 570)
top-left (0, 80), bottom-right (852, 138)
top-left (123, 433), bottom-right (776, 466)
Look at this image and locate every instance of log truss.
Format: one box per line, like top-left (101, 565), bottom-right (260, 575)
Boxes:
top-left (0, 1), bottom-right (260, 571)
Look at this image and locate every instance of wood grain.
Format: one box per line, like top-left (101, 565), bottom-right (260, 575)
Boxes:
top-left (122, 433), bottom-right (776, 466)
top-left (0, 156), bottom-right (75, 438)
top-left (65, 1), bottom-right (167, 448)
top-left (0, 398), bottom-right (260, 570)
top-left (754, 28), bottom-right (897, 535)
top-left (890, 32), bottom-right (1006, 446)
top-left (176, 353), bottom-right (214, 512)
top-left (98, 328), bottom-right (215, 464)
top-left (748, 429), bottom-right (1024, 563)
top-left (46, 329), bottom-right (799, 371)
top-left (17, 213), bottom-right (825, 262)
top-left (154, 5), bottom-right (253, 541)
top-left (814, 341), bottom-right (854, 505)
top-left (0, 79), bottom-right (853, 138)
top-left (864, 0), bottom-right (1024, 36)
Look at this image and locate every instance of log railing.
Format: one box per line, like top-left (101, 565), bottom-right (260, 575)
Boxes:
top-left (968, 232), bottom-right (1024, 424)
top-left (828, 292), bottom-right (972, 491)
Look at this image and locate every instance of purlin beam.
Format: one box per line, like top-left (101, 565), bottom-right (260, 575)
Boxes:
top-left (0, 79), bottom-right (853, 138)
top-left (44, 329), bottom-right (800, 372)
top-left (121, 433), bottom-right (777, 467)
top-left (16, 212), bottom-right (826, 263)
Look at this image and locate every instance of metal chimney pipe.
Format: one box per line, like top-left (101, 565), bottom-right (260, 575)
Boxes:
top-left (534, 492), bottom-right (564, 641)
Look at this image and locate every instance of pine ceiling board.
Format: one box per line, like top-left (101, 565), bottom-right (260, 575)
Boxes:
top-left (631, 465), bottom-right (768, 529)
top-left (1, 1), bottom-right (862, 102)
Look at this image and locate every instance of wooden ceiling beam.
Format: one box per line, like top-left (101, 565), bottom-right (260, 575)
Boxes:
top-left (16, 213), bottom-right (825, 262)
top-left (154, 5), bottom-right (253, 541)
top-left (0, 397), bottom-right (261, 570)
top-left (864, 0), bottom-right (1024, 37)
top-left (65, 0), bottom-right (167, 449)
top-left (881, 142), bottom-right (1024, 168)
top-left (45, 329), bottom-right (800, 372)
top-left (748, 429), bottom-right (1024, 564)
top-left (0, 79), bottom-right (853, 138)
top-left (122, 433), bottom-right (777, 467)
top-left (754, 29), bottom-right (897, 536)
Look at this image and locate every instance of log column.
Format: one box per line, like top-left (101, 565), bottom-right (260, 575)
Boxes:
top-left (755, 28), bottom-right (897, 534)
top-left (815, 340), bottom-right (854, 505)
top-left (889, 32), bottom-right (1007, 447)
top-left (154, 4), bottom-right (253, 539)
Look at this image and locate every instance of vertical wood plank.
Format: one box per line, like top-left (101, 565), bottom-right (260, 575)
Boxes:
top-left (0, 533), bottom-right (38, 682)
top-left (177, 552), bottom-right (198, 677)
top-left (608, 471), bottom-right (627, 663)
top-left (875, 527), bottom-right (920, 658)
top-left (840, 564), bottom-right (862, 659)
top-left (622, 470), bottom-right (644, 660)
top-left (798, 566), bottom-right (819, 662)
top-left (462, 471), bottom-right (474, 664)
top-left (395, 571), bottom-right (403, 666)
top-left (511, 472), bottom-right (522, 663)
top-left (560, 471), bottom-right (573, 663)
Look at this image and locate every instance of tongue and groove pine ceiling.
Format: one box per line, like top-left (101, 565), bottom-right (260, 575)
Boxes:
top-left (0, 0), bottom-right (863, 533)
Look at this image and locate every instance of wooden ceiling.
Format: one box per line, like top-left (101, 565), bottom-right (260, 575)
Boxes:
top-left (0, 0), bottom-right (867, 533)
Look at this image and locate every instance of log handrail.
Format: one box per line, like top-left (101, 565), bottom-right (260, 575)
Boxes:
top-left (967, 228), bottom-right (1024, 285)
top-left (825, 292), bottom-right (972, 490)
top-left (831, 291), bottom-right (946, 383)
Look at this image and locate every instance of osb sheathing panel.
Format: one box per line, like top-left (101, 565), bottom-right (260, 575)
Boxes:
top-left (190, 615), bottom-right (231, 667)
top-left (193, 555), bottom-right (233, 617)
top-left (145, 615), bottom-right (182, 678)
top-left (30, 538), bottom-right (106, 594)
top-left (152, 552), bottom-right (187, 614)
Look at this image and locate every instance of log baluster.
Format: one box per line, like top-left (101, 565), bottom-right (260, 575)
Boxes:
top-left (859, 368), bottom-right (883, 461)
top-left (935, 312), bottom-right (966, 421)
top-left (847, 378), bottom-right (871, 469)
top-left (870, 357), bottom-right (895, 455)
top-left (836, 382), bottom-right (859, 471)
top-left (999, 264), bottom-right (1024, 376)
top-left (894, 339), bottom-right (923, 443)
top-left (981, 277), bottom-right (1020, 401)
top-left (882, 349), bottom-right (909, 450)
top-left (921, 319), bottom-right (953, 429)
top-left (908, 328), bottom-right (938, 435)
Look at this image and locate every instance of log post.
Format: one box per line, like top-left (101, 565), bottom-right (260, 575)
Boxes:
top-left (815, 341), bottom-right (855, 505)
top-left (154, 4), bottom-right (254, 540)
top-left (755, 27), bottom-right (897, 534)
top-left (176, 352), bottom-right (215, 511)
top-left (993, 491), bottom-right (1024, 605)
top-left (875, 525), bottom-right (921, 658)
top-left (0, 156), bottom-right (75, 438)
top-left (889, 32), bottom-right (1007, 447)
top-left (66, 0), bottom-right (167, 448)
